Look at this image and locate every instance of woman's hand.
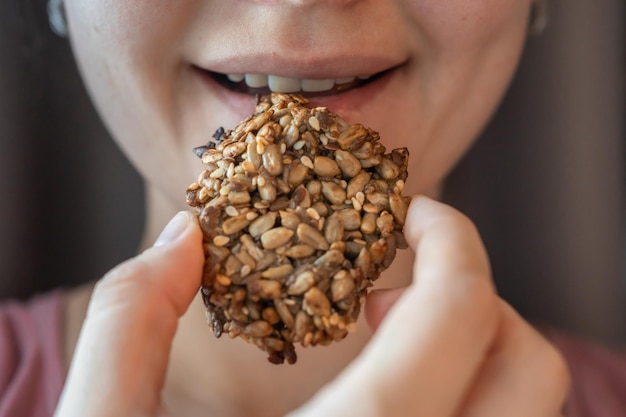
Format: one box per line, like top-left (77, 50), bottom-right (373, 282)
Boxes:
top-left (55, 198), bottom-right (570, 417)
top-left (54, 211), bottom-right (205, 417)
top-left (289, 196), bottom-right (570, 417)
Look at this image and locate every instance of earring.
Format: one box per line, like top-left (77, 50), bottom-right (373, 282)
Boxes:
top-left (47, 0), bottom-right (68, 38)
top-left (529, 0), bottom-right (548, 36)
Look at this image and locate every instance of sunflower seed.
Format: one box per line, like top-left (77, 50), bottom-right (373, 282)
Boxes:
top-left (313, 156), bottom-right (341, 178)
top-left (249, 211), bottom-right (278, 238)
top-left (303, 287), bottom-right (332, 317)
top-left (346, 170), bottom-right (370, 198)
top-left (287, 270), bottom-right (316, 295)
top-left (245, 321), bottom-right (274, 338)
top-left (213, 235), bottom-right (230, 247)
top-left (297, 223), bottom-right (329, 251)
top-left (261, 264), bottom-right (294, 281)
top-left (331, 275), bottom-right (355, 302)
top-left (222, 215), bottom-right (252, 235)
top-left (334, 150), bottom-right (362, 177)
top-left (283, 244), bottom-right (316, 259)
top-left (321, 181), bottom-right (346, 206)
top-left (261, 227), bottom-right (294, 250)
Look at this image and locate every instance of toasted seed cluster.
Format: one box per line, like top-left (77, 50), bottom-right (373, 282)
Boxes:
top-left (186, 93), bottom-right (409, 364)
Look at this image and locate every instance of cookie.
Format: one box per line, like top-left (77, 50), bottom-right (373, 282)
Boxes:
top-left (186, 93), bottom-right (409, 364)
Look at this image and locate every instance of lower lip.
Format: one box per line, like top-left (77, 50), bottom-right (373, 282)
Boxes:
top-left (308, 71), bottom-right (395, 122)
top-left (193, 67), bottom-right (397, 124)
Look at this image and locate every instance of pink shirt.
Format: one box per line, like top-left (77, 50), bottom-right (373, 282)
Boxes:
top-left (0, 292), bottom-right (65, 417)
top-left (545, 329), bottom-right (626, 417)
top-left (0, 291), bottom-right (624, 416)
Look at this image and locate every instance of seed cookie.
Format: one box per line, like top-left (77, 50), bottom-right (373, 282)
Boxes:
top-left (186, 93), bottom-right (409, 364)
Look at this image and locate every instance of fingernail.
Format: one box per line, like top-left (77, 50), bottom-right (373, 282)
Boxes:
top-left (154, 212), bottom-right (190, 247)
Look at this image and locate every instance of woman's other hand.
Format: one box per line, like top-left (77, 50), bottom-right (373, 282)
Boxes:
top-left (55, 199), bottom-right (570, 417)
top-left (290, 196), bottom-right (570, 417)
top-left (54, 211), bottom-right (204, 417)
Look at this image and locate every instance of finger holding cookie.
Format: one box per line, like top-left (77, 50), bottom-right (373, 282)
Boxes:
top-left (55, 212), bottom-right (204, 417)
top-left (290, 196), bottom-right (570, 417)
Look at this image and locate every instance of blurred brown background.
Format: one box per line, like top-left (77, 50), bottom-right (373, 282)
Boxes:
top-left (1, 1), bottom-right (624, 346)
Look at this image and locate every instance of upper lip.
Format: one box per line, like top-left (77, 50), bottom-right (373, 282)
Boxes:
top-left (195, 51), bottom-right (405, 80)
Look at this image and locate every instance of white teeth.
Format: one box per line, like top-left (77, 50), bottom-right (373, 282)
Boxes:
top-left (301, 79), bottom-right (335, 92)
top-left (227, 73), bottom-right (245, 82)
top-left (268, 75), bottom-right (301, 93)
top-left (335, 76), bottom-right (355, 85)
top-left (226, 73), bottom-right (369, 93)
top-left (245, 73), bottom-right (268, 88)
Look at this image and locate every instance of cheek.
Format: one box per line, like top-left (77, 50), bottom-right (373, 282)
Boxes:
top-left (64, 1), bottom-right (203, 191)
top-left (65, 1), bottom-right (185, 48)
top-left (407, 0), bottom-right (531, 46)
top-left (65, 0), bottom-right (189, 114)
top-left (393, 0), bottom-right (531, 195)
top-left (64, 0), bottom-right (173, 122)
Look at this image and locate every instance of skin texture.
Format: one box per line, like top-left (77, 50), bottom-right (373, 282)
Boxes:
top-left (64, 0), bottom-right (530, 202)
top-left (54, 1), bottom-right (570, 416)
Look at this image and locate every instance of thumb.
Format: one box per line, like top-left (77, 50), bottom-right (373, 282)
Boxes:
top-left (55, 211), bottom-right (204, 417)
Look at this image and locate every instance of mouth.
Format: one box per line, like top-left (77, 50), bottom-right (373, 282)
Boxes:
top-left (190, 51), bottom-right (408, 124)
top-left (196, 67), bottom-right (392, 98)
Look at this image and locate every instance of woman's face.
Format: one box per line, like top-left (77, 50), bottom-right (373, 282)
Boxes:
top-left (64, 0), bottom-right (531, 206)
